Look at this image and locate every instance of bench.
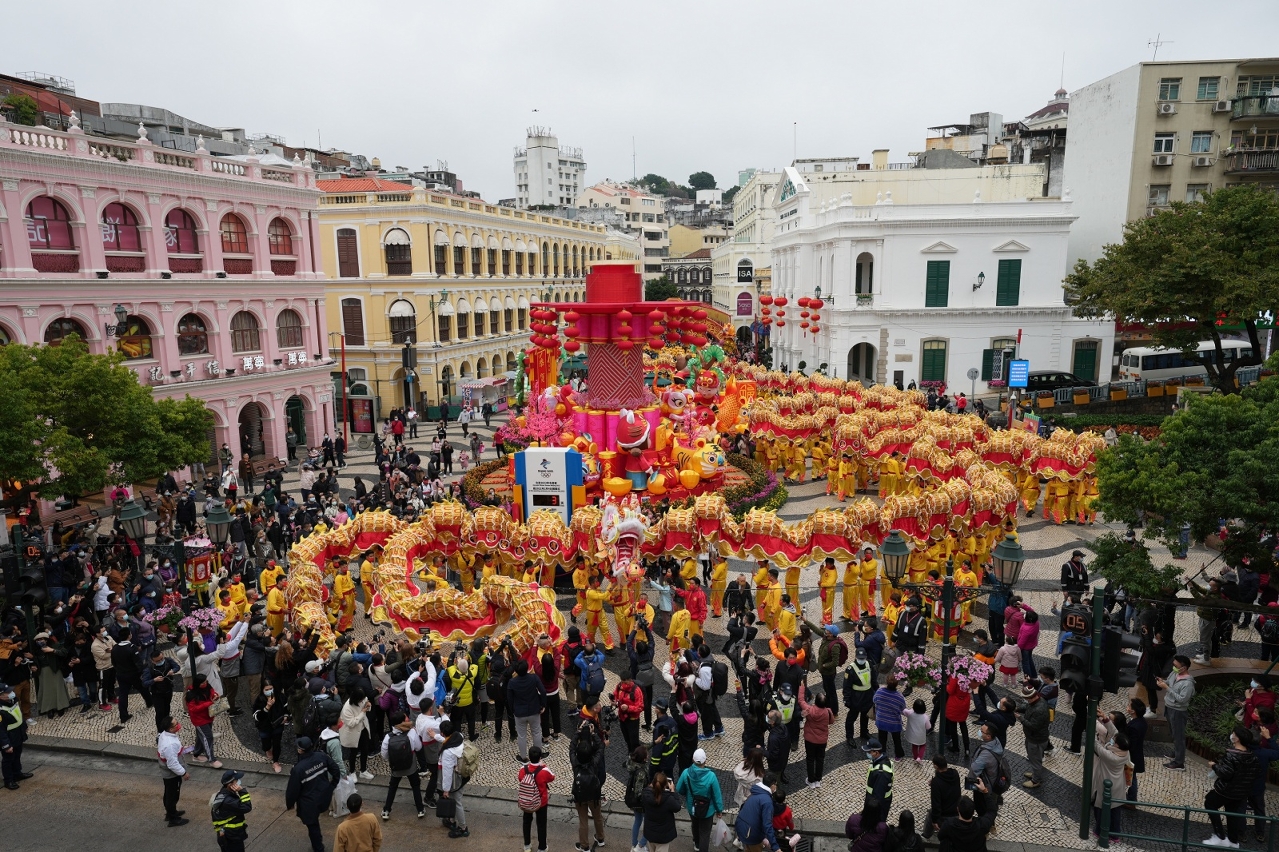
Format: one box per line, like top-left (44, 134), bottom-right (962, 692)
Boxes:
top-left (251, 458), bottom-right (284, 478)
top-left (47, 504), bottom-right (99, 529)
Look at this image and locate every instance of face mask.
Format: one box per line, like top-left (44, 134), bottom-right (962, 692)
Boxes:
top-left (1252, 681), bottom-right (1261, 689)
top-left (173, 722), bottom-right (182, 732)
top-left (264, 689), bottom-right (274, 697)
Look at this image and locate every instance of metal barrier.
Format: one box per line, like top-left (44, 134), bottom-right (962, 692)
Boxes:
top-left (1238, 366), bottom-right (1262, 387)
top-left (1099, 779), bottom-right (1279, 851)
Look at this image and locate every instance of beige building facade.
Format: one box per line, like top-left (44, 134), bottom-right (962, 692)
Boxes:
top-left (576, 181), bottom-right (669, 279)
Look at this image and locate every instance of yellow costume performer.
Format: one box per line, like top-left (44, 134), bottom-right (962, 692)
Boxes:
top-left (819, 560), bottom-right (837, 625)
top-left (710, 557), bottom-right (728, 617)
top-left (842, 559), bottom-right (858, 621)
top-left (359, 555), bottom-right (377, 616)
top-left (668, 604), bottom-right (692, 655)
top-left (954, 561), bottom-right (980, 626)
top-left (584, 581), bottom-right (615, 650)
top-left (571, 560), bottom-right (590, 619)
top-left (784, 564), bottom-right (801, 606)
top-left (858, 551), bottom-right (879, 616)
top-left (266, 581), bottom-right (288, 637)
top-left (332, 566), bottom-right (356, 632)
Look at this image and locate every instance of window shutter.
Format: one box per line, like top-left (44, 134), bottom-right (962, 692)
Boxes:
top-left (341, 299), bottom-right (365, 345)
top-left (925, 261), bottom-right (949, 307)
top-left (981, 349), bottom-right (995, 381)
top-left (996, 259), bottom-right (1021, 307)
top-left (337, 230), bottom-right (359, 278)
top-left (922, 341), bottom-right (947, 382)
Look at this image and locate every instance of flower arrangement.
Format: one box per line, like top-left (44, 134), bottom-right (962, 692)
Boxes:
top-left (178, 606), bottom-right (224, 634)
top-left (947, 654), bottom-right (994, 692)
top-left (722, 453), bottom-right (788, 519)
top-left (920, 380), bottom-right (947, 393)
top-left (143, 605), bottom-right (185, 634)
top-left (987, 379), bottom-right (1006, 388)
top-left (893, 652), bottom-right (941, 690)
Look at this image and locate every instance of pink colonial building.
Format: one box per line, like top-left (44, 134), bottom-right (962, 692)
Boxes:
top-left (0, 115), bottom-right (335, 465)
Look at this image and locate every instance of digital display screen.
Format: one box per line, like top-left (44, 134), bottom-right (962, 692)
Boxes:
top-left (532, 494), bottom-right (561, 506)
top-left (1008, 360), bottom-right (1030, 388)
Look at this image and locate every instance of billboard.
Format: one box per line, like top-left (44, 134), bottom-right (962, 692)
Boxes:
top-left (1008, 360), bottom-right (1030, 388)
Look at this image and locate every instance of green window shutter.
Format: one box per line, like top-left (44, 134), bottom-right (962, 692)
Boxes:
top-left (922, 342), bottom-right (947, 382)
top-left (925, 260), bottom-right (950, 307)
top-left (981, 348), bottom-right (995, 381)
top-left (996, 258), bottom-right (1021, 306)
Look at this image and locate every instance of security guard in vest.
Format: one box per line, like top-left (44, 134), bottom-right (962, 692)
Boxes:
top-left (843, 647), bottom-right (876, 747)
top-left (211, 769), bottom-right (253, 851)
top-left (0, 682), bottom-right (31, 790)
top-left (861, 737), bottom-right (894, 826)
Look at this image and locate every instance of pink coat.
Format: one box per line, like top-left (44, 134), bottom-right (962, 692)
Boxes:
top-left (1017, 618), bottom-right (1040, 651)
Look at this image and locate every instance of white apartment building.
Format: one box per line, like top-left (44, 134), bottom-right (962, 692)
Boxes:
top-left (769, 166), bottom-right (1112, 389)
top-left (711, 170), bottom-right (780, 344)
top-left (514, 127), bottom-right (586, 208)
top-left (576, 181), bottom-right (669, 279)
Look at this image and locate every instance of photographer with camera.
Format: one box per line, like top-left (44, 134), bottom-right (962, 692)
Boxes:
top-left (508, 657), bottom-right (548, 763)
top-left (612, 669), bottom-right (645, 753)
top-left (628, 616), bottom-right (657, 730)
top-left (489, 637), bottom-right (519, 747)
top-left (443, 652), bottom-right (479, 741)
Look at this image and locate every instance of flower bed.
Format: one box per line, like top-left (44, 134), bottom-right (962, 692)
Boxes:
top-left (461, 459), bottom-right (507, 509)
top-left (723, 453), bottom-right (788, 519)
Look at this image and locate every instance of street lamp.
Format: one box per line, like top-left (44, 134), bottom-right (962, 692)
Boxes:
top-left (104, 304), bottom-right (130, 337)
top-left (879, 530), bottom-right (912, 586)
top-left (973, 271), bottom-right (986, 292)
top-left (118, 498), bottom-right (148, 543)
top-left (991, 536), bottom-right (1027, 587)
top-left (206, 503), bottom-right (233, 550)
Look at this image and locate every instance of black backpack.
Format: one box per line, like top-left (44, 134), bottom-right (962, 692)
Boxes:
top-left (1263, 618), bottom-right (1279, 645)
top-left (711, 660), bottom-right (729, 698)
top-left (986, 746), bottom-right (1012, 795)
top-left (387, 729), bottom-right (414, 772)
top-left (572, 766), bottom-right (602, 803)
top-left (624, 764), bottom-right (648, 810)
top-left (581, 654), bottom-right (606, 695)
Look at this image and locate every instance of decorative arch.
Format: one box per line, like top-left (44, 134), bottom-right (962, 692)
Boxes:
top-left (267, 217), bottom-right (295, 256)
top-left (177, 312), bottom-right (211, 355)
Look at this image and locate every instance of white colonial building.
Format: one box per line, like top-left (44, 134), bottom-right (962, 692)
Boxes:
top-left (711, 169), bottom-right (780, 346)
top-left (769, 167), bottom-right (1112, 390)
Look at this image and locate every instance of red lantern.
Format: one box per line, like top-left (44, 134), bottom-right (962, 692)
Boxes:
top-left (776, 320), bottom-right (786, 327)
top-left (618, 309), bottom-right (633, 321)
top-left (564, 339), bottom-right (581, 352)
top-left (693, 309), bottom-right (708, 320)
top-left (648, 309), bottom-right (664, 321)
top-left (776, 310), bottom-right (785, 318)
top-left (774, 296), bottom-right (788, 307)
top-left (811, 325), bottom-right (820, 333)
top-left (565, 325), bottom-right (580, 338)
top-left (811, 299), bottom-right (824, 311)
top-left (762, 317), bottom-right (773, 325)
top-left (564, 310), bottom-right (580, 323)
top-left (797, 296), bottom-right (812, 309)
top-left (809, 312), bottom-right (820, 324)
top-left (800, 311), bottom-right (810, 320)
top-left (648, 338), bottom-right (663, 349)
top-left (616, 339), bottom-right (634, 351)
top-left (759, 294), bottom-right (773, 306)
top-left (800, 321), bottom-right (810, 330)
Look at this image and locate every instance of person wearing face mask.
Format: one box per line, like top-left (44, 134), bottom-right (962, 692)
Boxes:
top-left (0, 682), bottom-right (31, 790)
top-left (1090, 712), bottom-right (1131, 836)
top-left (1156, 654), bottom-right (1196, 771)
top-left (156, 715), bottom-right (191, 826)
top-left (892, 597), bottom-right (928, 657)
top-left (91, 624), bottom-right (117, 711)
top-left (1203, 725), bottom-right (1259, 848)
top-left (1239, 675), bottom-right (1275, 729)
top-left (134, 565), bottom-right (164, 613)
top-left (253, 680), bottom-right (288, 773)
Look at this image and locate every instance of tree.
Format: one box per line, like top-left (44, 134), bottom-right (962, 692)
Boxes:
top-left (645, 276), bottom-right (678, 302)
top-left (638, 174), bottom-right (673, 195)
top-left (0, 337), bottom-right (214, 498)
top-left (688, 171), bottom-right (717, 191)
top-left (1064, 185), bottom-right (1279, 394)
top-left (723, 185), bottom-right (740, 204)
top-left (1094, 375), bottom-right (1279, 573)
top-left (1, 94), bottom-right (39, 126)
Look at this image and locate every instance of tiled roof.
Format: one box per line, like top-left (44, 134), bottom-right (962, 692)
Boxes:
top-left (684, 248), bottom-right (713, 259)
top-left (317, 178), bottom-right (415, 193)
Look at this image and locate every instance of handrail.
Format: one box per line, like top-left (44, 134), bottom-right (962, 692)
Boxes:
top-left (1100, 779), bottom-right (1279, 851)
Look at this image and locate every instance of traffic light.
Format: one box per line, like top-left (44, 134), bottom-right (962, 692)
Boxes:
top-left (1101, 626), bottom-right (1142, 693)
top-left (1060, 635), bottom-right (1092, 695)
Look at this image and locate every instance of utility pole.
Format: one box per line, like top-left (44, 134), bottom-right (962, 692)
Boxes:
top-left (1078, 585), bottom-right (1105, 839)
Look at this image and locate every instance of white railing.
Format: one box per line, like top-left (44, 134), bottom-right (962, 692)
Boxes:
top-left (260, 168), bottom-right (294, 182)
top-left (153, 151), bottom-right (196, 169)
top-left (89, 142), bottom-right (136, 161)
top-left (209, 160), bottom-right (246, 176)
top-left (7, 127), bottom-right (68, 150)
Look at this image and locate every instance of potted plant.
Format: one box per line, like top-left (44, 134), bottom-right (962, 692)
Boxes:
top-left (946, 654), bottom-right (994, 691)
top-left (1072, 388), bottom-right (1091, 405)
top-left (1036, 391), bottom-right (1055, 409)
top-left (143, 604), bottom-right (185, 636)
top-left (1146, 380), bottom-right (1164, 397)
top-left (892, 652), bottom-right (942, 691)
top-left (1109, 386), bottom-right (1128, 401)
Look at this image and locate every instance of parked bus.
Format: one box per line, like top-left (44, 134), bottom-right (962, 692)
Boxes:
top-left (1118, 340), bottom-right (1254, 382)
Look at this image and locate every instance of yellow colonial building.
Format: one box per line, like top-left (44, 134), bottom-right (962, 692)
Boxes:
top-left (317, 177), bottom-right (614, 423)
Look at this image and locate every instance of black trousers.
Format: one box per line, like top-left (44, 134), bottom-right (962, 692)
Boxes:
top-left (151, 684), bottom-right (174, 720)
top-left (1, 740), bottom-right (23, 782)
top-left (821, 672), bottom-right (840, 715)
top-left (620, 718), bottom-right (641, 753)
top-left (301, 818), bottom-right (324, 852)
top-left (217, 834), bottom-right (246, 852)
top-left (162, 775), bottom-right (183, 819)
top-left (384, 773), bottom-right (423, 812)
top-left (876, 729), bottom-right (904, 758)
top-left (944, 720), bottom-right (970, 754)
top-left (1206, 790), bottom-right (1247, 843)
top-left (700, 701), bottom-right (722, 735)
top-left (492, 693), bottom-right (515, 741)
top-left (805, 740), bottom-right (828, 782)
top-left (456, 702), bottom-right (477, 740)
top-left (523, 807), bottom-right (549, 850)
top-left (541, 693), bottom-right (562, 737)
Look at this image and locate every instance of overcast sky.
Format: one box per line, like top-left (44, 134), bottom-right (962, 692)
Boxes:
top-left (8, 1), bottom-right (1279, 200)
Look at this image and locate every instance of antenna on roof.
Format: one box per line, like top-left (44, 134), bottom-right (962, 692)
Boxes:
top-left (1148, 34), bottom-right (1173, 60)
top-left (632, 136), bottom-right (636, 182)
top-left (1060, 52), bottom-right (1066, 90)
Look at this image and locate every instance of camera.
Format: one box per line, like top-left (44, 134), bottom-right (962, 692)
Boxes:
top-left (598, 703), bottom-right (618, 732)
top-left (963, 776), bottom-right (977, 791)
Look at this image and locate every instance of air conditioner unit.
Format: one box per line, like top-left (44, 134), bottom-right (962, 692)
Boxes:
top-left (1153, 154), bottom-right (1174, 166)
top-left (1158, 102), bottom-right (1178, 115)
top-left (1213, 100), bottom-right (1232, 113)
top-left (1192, 156), bottom-right (1215, 167)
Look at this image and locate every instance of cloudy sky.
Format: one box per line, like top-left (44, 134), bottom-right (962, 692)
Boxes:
top-left (8, 1), bottom-right (1278, 200)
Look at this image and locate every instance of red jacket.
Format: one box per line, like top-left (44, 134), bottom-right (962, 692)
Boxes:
top-left (612, 680), bottom-right (645, 721)
top-left (186, 690), bottom-right (218, 728)
top-left (944, 676), bottom-right (971, 723)
top-left (1244, 688), bottom-right (1276, 729)
top-left (679, 585), bottom-right (708, 624)
top-left (517, 762), bottom-right (556, 809)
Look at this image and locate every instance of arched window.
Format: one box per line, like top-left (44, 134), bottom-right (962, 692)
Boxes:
top-left (44, 317), bottom-right (87, 345)
top-left (541, 243), bottom-right (549, 276)
top-left (388, 299), bottom-right (416, 344)
top-left (276, 309), bottom-right (304, 349)
top-left (384, 228), bottom-right (411, 276)
top-left (164, 209), bottom-right (200, 254)
top-left (117, 315), bottom-right (153, 360)
top-left (26, 196), bottom-right (75, 249)
top-left (177, 313), bottom-right (209, 355)
top-left (100, 202), bottom-right (142, 252)
top-left (340, 298), bottom-right (365, 346)
top-left (220, 213), bottom-right (250, 254)
top-left (267, 218), bottom-right (294, 256)
top-left (552, 244), bottom-right (560, 277)
top-left (230, 311), bottom-right (261, 353)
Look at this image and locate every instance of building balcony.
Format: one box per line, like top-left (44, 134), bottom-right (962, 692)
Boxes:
top-left (1223, 148), bottom-right (1279, 174)
top-left (855, 292), bottom-right (874, 307)
top-left (1231, 94), bottom-right (1279, 120)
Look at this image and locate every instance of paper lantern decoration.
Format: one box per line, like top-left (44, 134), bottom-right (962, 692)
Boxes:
top-left (811, 325), bottom-right (820, 333)
top-left (693, 309), bottom-right (708, 320)
top-left (618, 309), bottom-right (633, 321)
top-left (564, 339), bottom-right (581, 352)
top-left (762, 317), bottom-right (773, 325)
top-left (776, 320), bottom-right (786, 327)
top-left (774, 296), bottom-right (788, 307)
top-left (648, 338), bottom-right (664, 349)
top-left (759, 294), bottom-right (773, 306)
top-left (564, 311), bottom-right (580, 323)
top-left (797, 296), bottom-right (812, 309)
top-left (800, 321), bottom-right (810, 330)
top-left (776, 310), bottom-right (785, 318)
top-left (811, 299), bottom-right (824, 311)
top-left (616, 339), bottom-right (634, 351)
top-left (809, 312), bottom-right (820, 324)
top-left (800, 311), bottom-right (810, 320)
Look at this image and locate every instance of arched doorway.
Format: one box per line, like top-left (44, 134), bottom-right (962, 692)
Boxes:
top-left (238, 401), bottom-right (268, 458)
top-left (847, 343), bottom-right (877, 385)
top-left (855, 252), bottom-right (874, 296)
top-left (285, 396), bottom-right (309, 449)
top-left (736, 326), bottom-right (752, 347)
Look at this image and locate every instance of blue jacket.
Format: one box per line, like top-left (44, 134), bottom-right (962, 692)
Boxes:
top-left (650, 580), bottom-right (673, 613)
top-left (855, 630), bottom-right (886, 671)
top-left (1252, 737), bottom-right (1279, 796)
top-left (676, 763), bottom-right (723, 816)
top-left (575, 649), bottom-right (606, 692)
top-left (736, 783), bottom-right (779, 850)
top-left (506, 671), bottom-right (547, 718)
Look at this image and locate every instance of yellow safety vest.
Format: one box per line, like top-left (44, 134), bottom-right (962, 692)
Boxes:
top-left (1, 704), bottom-right (21, 730)
top-left (211, 789), bottom-right (251, 833)
top-left (866, 758), bottom-right (894, 797)
top-left (848, 661), bottom-right (873, 691)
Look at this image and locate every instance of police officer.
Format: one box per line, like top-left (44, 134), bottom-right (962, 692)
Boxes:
top-left (862, 737), bottom-right (895, 826)
top-left (0, 682), bottom-right (32, 790)
top-left (286, 736), bottom-right (341, 852)
top-left (211, 769), bottom-right (253, 851)
top-left (843, 647), bottom-right (876, 748)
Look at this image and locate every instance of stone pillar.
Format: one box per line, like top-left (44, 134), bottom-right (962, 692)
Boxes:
top-left (0, 179), bottom-right (35, 276)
